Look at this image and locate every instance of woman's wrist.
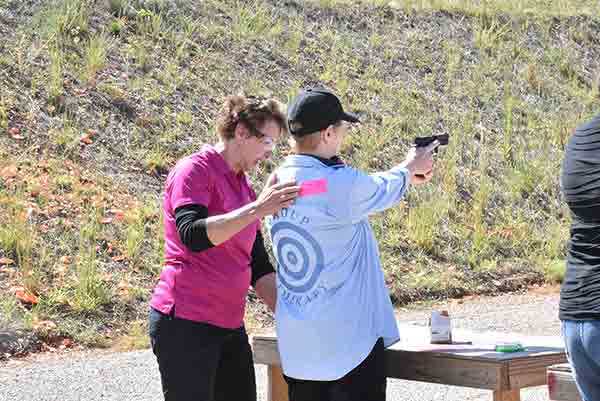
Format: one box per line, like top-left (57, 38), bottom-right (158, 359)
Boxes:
top-left (248, 200), bottom-right (265, 219)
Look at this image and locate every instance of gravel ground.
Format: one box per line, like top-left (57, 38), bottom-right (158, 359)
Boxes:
top-left (0, 290), bottom-right (562, 401)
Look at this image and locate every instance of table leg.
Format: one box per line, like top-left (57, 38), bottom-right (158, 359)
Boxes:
top-left (267, 365), bottom-right (289, 401)
top-left (493, 389), bottom-right (520, 401)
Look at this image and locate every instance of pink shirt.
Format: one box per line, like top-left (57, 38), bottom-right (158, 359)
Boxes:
top-left (150, 145), bottom-right (259, 329)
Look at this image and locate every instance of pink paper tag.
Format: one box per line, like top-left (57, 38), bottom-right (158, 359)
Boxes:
top-left (299, 178), bottom-right (328, 197)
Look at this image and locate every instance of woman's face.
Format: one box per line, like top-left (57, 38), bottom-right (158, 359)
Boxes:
top-left (239, 119), bottom-right (281, 172)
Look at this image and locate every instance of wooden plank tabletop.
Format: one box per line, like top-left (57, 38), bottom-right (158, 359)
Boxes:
top-left (253, 323), bottom-right (565, 362)
top-left (252, 322), bottom-right (567, 392)
top-left (389, 324), bottom-right (564, 361)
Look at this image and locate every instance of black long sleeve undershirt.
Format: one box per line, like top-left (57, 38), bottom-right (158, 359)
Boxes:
top-left (174, 204), bottom-right (275, 286)
top-left (249, 230), bottom-right (275, 286)
top-left (174, 204), bottom-right (214, 252)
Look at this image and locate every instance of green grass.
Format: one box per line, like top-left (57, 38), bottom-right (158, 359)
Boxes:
top-left (53, 175), bottom-right (75, 192)
top-left (49, 119), bottom-right (79, 153)
top-left (72, 210), bottom-right (111, 312)
top-left (0, 294), bottom-right (23, 330)
top-left (230, 1), bottom-right (282, 41)
top-left (373, 0), bottom-right (600, 17)
top-left (144, 146), bottom-right (170, 174)
top-left (0, 199), bottom-right (33, 256)
top-left (47, 45), bottom-right (64, 106)
top-left (128, 38), bottom-right (151, 72)
top-left (72, 245), bottom-right (110, 313)
top-left (44, 0), bottom-right (90, 42)
top-left (83, 33), bottom-right (112, 85)
top-left (543, 259), bottom-right (567, 284)
top-left (124, 208), bottom-right (146, 267)
top-left (0, 97), bottom-right (10, 133)
top-left (114, 320), bottom-right (148, 351)
top-left (135, 8), bottom-right (164, 40)
top-left (0, 0), bottom-right (594, 353)
top-left (406, 198), bottom-right (448, 252)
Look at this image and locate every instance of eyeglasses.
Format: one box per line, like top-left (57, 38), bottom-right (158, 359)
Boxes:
top-left (244, 123), bottom-right (277, 150)
top-left (260, 135), bottom-right (276, 150)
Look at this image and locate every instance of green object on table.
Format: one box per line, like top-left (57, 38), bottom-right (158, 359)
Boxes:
top-left (494, 342), bottom-right (525, 352)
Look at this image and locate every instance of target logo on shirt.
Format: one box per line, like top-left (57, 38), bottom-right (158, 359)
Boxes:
top-left (271, 221), bottom-right (324, 294)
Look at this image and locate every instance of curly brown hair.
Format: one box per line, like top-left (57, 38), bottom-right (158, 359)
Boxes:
top-left (215, 95), bottom-right (287, 140)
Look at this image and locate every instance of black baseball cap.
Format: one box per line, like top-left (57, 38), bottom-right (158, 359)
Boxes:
top-left (287, 87), bottom-right (360, 137)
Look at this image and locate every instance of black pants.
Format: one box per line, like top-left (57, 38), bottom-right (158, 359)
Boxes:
top-left (148, 308), bottom-right (256, 401)
top-left (284, 338), bottom-right (386, 401)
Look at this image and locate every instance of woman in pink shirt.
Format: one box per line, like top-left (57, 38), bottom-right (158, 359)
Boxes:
top-left (149, 95), bottom-right (300, 401)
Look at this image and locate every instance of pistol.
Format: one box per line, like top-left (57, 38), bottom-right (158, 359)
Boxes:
top-left (414, 134), bottom-right (449, 149)
top-left (413, 134), bottom-right (448, 180)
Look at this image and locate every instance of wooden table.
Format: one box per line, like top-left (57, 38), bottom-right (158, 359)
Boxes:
top-left (547, 364), bottom-right (582, 401)
top-left (252, 323), bottom-right (567, 401)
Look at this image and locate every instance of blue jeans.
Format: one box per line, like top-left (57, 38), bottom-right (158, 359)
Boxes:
top-left (561, 320), bottom-right (600, 401)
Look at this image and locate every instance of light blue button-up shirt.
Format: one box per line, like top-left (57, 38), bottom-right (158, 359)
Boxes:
top-left (265, 154), bottom-right (410, 380)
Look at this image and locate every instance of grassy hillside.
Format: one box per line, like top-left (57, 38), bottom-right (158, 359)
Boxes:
top-left (0, 0), bottom-right (599, 356)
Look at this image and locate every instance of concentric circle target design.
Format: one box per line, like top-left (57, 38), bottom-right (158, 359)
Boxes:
top-left (271, 221), bottom-right (324, 293)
